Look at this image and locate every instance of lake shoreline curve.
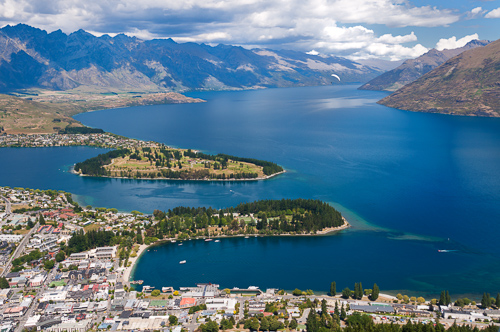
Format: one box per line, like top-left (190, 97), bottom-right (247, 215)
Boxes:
top-left (127, 217), bottom-right (350, 284)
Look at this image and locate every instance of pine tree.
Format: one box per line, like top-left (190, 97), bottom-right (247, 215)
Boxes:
top-left (340, 303), bottom-right (346, 320)
top-left (439, 291), bottom-right (446, 305)
top-left (445, 290), bottom-right (451, 305)
top-left (371, 283), bottom-right (380, 301)
top-left (306, 308), bottom-right (319, 332)
top-left (0, 277), bottom-right (9, 289)
top-left (321, 299), bottom-right (327, 317)
top-left (481, 293), bottom-right (489, 308)
top-left (39, 214), bottom-right (45, 225)
top-left (496, 293), bottom-right (500, 308)
top-left (330, 281), bottom-right (336, 296)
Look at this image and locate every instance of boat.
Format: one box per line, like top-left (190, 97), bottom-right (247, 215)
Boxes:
top-left (178, 243), bottom-right (183, 246)
top-left (205, 238), bottom-right (213, 242)
top-left (171, 240), bottom-right (177, 243)
top-left (244, 236), bottom-right (249, 239)
top-left (248, 286), bottom-right (259, 290)
top-left (130, 280), bottom-right (144, 285)
top-left (214, 240), bottom-right (220, 243)
top-left (179, 260), bottom-right (186, 264)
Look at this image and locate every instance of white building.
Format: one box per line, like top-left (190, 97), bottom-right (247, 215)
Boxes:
top-left (44, 319), bottom-right (92, 332)
top-left (40, 290), bottom-right (68, 303)
top-left (0, 234), bottom-right (23, 242)
top-left (205, 298), bottom-right (237, 312)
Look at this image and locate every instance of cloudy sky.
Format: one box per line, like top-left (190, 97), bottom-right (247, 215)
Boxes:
top-left (0, 0), bottom-right (499, 61)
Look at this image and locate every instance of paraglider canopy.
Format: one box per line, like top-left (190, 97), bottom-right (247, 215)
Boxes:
top-left (331, 74), bottom-right (341, 81)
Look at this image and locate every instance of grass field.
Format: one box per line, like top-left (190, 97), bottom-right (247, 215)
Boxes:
top-left (84, 223), bottom-right (101, 232)
top-left (104, 147), bottom-right (266, 179)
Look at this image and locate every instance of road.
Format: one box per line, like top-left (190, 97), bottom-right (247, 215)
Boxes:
top-left (15, 265), bottom-right (58, 332)
top-left (1, 222), bottom-right (39, 277)
top-left (1, 195), bottom-right (11, 214)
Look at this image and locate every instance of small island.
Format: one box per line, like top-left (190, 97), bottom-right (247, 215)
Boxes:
top-left (74, 146), bottom-right (285, 181)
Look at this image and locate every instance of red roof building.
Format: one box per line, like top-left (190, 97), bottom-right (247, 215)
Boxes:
top-left (180, 298), bottom-right (197, 308)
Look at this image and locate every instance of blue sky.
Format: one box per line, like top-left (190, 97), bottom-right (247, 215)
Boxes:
top-left (0, 0), bottom-right (499, 60)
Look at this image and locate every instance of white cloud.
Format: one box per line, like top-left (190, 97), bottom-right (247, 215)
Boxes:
top-left (435, 33), bottom-right (479, 51)
top-left (174, 32), bottom-right (232, 43)
top-left (306, 50), bottom-right (319, 55)
top-left (377, 32), bottom-right (417, 44)
top-left (0, 0), bottom-right (466, 60)
top-left (349, 43), bottom-right (428, 61)
top-left (466, 7), bottom-right (486, 19)
top-left (125, 28), bottom-right (157, 40)
top-left (485, 7), bottom-right (500, 18)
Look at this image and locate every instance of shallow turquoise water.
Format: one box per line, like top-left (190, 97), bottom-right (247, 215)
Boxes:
top-left (1, 85), bottom-right (499, 298)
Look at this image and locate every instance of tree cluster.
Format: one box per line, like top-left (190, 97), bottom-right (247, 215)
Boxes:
top-left (74, 149), bottom-right (130, 176)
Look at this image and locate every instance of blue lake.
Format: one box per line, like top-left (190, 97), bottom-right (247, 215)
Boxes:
top-left (1, 85), bottom-right (500, 298)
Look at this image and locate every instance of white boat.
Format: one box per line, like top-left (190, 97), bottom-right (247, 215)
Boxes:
top-left (179, 260), bottom-right (186, 264)
top-left (178, 243), bottom-right (183, 246)
top-left (205, 238), bottom-right (213, 242)
top-left (214, 240), bottom-right (220, 243)
top-left (248, 286), bottom-right (259, 290)
top-left (244, 236), bottom-right (249, 239)
top-left (171, 240), bottom-right (176, 243)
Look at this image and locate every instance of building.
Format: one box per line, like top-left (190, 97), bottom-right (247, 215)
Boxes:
top-left (180, 297), bottom-right (197, 308)
top-left (30, 273), bottom-right (47, 287)
top-left (43, 319), bottom-right (92, 332)
top-left (28, 234), bottom-right (58, 252)
top-left (0, 288), bottom-right (12, 299)
top-left (3, 306), bottom-right (27, 318)
top-left (205, 298), bottom-right (237, 312)
top-left (93, 246), bottom-right (117, 259)
top-left (0, 234), bottom-right (23, 242)
top-left (68, 252), bottom-right (88, 261)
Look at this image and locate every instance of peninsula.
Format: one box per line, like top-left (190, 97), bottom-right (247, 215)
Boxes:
top-left (74, 146), bottom-right (284, 180)
top-left (0, 131), bottom-right (285, 181)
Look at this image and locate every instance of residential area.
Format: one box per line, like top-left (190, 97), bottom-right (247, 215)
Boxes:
top-left (1, 186), bottom-right (500, 332)
top-left (0, 133), bottom-right (159, 149)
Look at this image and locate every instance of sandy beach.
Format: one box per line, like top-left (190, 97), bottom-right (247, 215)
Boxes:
top-left (121, 244), bottom-right (149, 284)
top-left (314, 217), bottom-right (350, 235)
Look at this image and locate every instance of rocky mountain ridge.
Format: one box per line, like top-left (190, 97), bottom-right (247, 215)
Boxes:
top-left (378, 38), bottom-right (500, 117)
top-left (0, 24), bottom-right (382, 93)
top-left (359, 40), bottom-right (490, 92)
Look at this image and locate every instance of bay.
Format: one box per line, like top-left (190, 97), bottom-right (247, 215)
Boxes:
top-left (1, 85), bottom-right (499, 298)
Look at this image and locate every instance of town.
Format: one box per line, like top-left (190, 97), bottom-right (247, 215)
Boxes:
top-left (1, 186), bottom-right (499, 332)
top-left (0, 133), bottom-right (159, 149)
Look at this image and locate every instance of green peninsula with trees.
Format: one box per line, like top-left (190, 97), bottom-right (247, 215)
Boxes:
top-left (74, 146), bottom-right (284, 180)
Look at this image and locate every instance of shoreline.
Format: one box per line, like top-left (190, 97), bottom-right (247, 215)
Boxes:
top-left (128, 217), bottom-right (350, 283)
top-left (121, 244), bottom-right (149, 285)
top-left (72, 168), bottom-right (286, 182)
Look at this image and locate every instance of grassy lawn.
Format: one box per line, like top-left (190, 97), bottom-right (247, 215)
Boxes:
top-left (104, 147), bottom-right (267, 179)
top-left (84, 223), bottom-right (101, 232)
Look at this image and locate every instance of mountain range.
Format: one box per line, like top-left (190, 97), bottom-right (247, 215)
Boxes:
top-left (359, 40), bottom-right (490, 92)
top-left (379, 38), bottom-right (500, 117)
top-left (0, 24), bottom-right (382, 93)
